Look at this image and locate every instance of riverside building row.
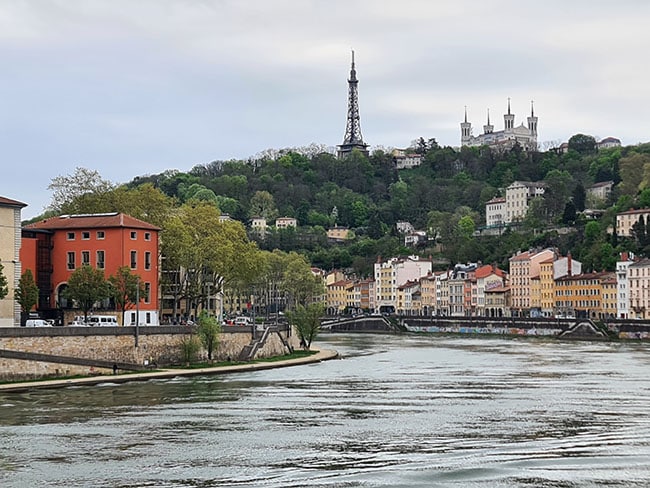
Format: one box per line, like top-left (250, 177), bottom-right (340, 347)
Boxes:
top-left (4, 194), bottom-right (650, 326)
top-left (324, 251), bottom-right (645, 320)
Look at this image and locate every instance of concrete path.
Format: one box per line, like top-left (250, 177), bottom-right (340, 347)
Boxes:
top-left (0, 349), bottom-right (339, 393)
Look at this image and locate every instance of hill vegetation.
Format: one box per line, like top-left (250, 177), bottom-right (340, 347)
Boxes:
top-left (36, 135), bottom-right (650, 278)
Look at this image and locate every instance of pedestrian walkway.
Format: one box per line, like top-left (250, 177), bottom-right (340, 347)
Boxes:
top-left (0, 349), bottom-right (339, 393)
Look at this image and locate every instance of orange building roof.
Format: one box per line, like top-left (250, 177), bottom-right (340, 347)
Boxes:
top-left (27, 212), bottom-right (160, 231)
top-left (475, 264), bottom-right (505, 279)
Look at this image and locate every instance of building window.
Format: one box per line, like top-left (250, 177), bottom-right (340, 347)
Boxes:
top-left (97, 250), bottom-right (105, 269)
top-left (130, 312), bottom-right (136, 325)
top-left (144, 232), bottom-right (151, 241)
top-left (67, 232), bottom-right (75, 240)
top-left (82, 231), bottom-right (90, 240)
top-left (67, 252), bottom-right (75, 270)
top-left (82, 251), bottom-right (90, 266)
top-left (97, 231), bottom-right (105, 240)
top-left (145, 251), bottom-right (151, 270)
top-left (146, 312), bottom-right (151, 324)
top-left (130, 231), bottom-right (137, 240)
top-left (130, 251), bottom-right (137, 269)
top-left (144, 282), bottom-right (151, 304)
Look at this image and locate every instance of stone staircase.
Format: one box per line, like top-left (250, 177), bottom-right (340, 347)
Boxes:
top-left (237, 326), bottom-right (293, 361)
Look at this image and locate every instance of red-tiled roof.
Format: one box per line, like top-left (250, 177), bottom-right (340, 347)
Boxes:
top-left (26, 212), bottom-right (160, 231)
top-left (0, 196), bottom-right (27, 207)
top-left (475, 264), bottom-right (505, 279)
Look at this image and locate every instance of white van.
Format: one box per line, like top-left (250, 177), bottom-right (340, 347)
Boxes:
top-left (87, 315), bottom-right (119, 327)
top-left (25, 319), bottom-right (51, 327)
top-left (234, 316), bottom-right (252, 326)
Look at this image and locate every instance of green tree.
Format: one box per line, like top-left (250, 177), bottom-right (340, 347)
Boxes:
top-left (196, 311), bottom-right (221, 361)
top-left (544, 169), bottom-right (573, 219)
top-left (249, 190), bottom-right (279, 221)
top-left (16, 269), bottom-right (39, 316)
top-left (584, 220), bottom-right (601, 244)
top-left (63, 265), bottom-right (110, 323)
top-left (457, 215), bottom-right (475, 239)
top-left (286, 302), bottom-right (324, 350)
top-left (638, 188), bottom-right (650, 208)
top-left (0, 262), bottom-right (8, 300)
top-left (179, 334), bottom-right (201, 366)
top-left (619, 153), bottom-right (650, 196)
top-left (567, 134), bottom-right (596, 154)
top-left (108, 267), bottom-right (144, 326)
top-left (283, 252), bottom-right (325, 308)
top-left (162, 201), bottom-right (262, 319)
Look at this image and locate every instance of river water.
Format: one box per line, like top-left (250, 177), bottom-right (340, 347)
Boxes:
top-left (1, 334), bottom-right (650, 487)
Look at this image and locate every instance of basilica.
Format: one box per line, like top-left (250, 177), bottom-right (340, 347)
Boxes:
top-left (461, 99), bottom-right (538, 150)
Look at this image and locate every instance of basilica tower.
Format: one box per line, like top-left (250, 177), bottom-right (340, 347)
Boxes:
top-left (337, 50), bottom-right (369, 159)
top-left (527, 100), bottom-right (538, 137)
top-left (460, 106), bottom-right (472, 146)
top-left (504, 98), bottom-right (515, 132)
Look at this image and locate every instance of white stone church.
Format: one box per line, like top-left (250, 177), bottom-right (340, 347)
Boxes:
top-left (461, 99), bottom-right (538, 150)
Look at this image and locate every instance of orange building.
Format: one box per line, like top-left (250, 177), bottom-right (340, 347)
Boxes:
top-left (21, 213), bottom-right (160, 325)
top-left (554, 271), bottom-right (614, 319)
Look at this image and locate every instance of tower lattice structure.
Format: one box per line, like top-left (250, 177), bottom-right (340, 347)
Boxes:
top-left (337, 50), bottom-right (369, 159)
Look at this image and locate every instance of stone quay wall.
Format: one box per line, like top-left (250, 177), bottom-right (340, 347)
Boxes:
top-left (0, 325), bottom-right (299, 381)
top-left (400, 316), bottom-right (650, 339)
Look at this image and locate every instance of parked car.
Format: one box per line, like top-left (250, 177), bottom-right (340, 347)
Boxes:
top-left (25, 319), bottom-right (51, 327)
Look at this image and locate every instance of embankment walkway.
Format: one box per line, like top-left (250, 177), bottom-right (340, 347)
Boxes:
top-left (0, 349), bottom-right (339, 393)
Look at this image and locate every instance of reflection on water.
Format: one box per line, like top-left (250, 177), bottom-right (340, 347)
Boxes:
top-left (1, 334), bottom-right (650, 487)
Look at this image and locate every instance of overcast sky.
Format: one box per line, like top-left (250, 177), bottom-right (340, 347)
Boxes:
top-left (2, 0), bottom-right (649, 218)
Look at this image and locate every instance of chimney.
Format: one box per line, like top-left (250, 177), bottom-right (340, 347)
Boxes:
top-left (567, 251), bottom-right (572, 277)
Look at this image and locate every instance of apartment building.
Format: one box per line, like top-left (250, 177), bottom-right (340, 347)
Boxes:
top-left (554, 271), bottom-right (614, 319)
top-left (21, 213), bottom-right (160, 325)
top-left (627, 258), bottom-right (650, 320)
top-left (505, 181), bottom-right (546, 223)
top-left (0, 196), bottom-right (27, 326)
top-left (509, 248), bottom-right (555, 316)
top-left (616, 252), bottom-right (636, 319)
top-left (485, 197), bottom-right (506, 228)
top-left (616, 208), bottom-right (650, 237)
top-left (474, 264), bottom-right (507, 316)
top-left (374, 256), bottom-right (432, 313)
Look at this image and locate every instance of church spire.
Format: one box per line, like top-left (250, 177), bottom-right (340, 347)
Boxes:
top-left (483, 108), bottom-right (493, 134)
top-left (504, 97), bottom-right (515, 131)
top-left (460, 105), bottom-right (472, 145)
top-left (337, 49), bottom-right (368, 159)
top-left (527, 99), bottom-right (538, 137)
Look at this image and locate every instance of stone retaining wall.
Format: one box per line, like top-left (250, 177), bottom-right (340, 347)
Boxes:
top-left (0, 326), bottom-right (299, 381)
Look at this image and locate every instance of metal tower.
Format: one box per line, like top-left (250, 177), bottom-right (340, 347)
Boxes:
top-left (337, 50), bottom-right (369, 159)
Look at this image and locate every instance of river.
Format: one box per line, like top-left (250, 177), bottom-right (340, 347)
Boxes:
top-left (1, 334), bottom-right (650, 487)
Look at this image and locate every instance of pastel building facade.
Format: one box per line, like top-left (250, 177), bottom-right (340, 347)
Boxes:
top-left (374, 256), bottom-right (432, 313)
top-left (616, 209), bottom-right (650, 238)
top-left (0, 197), bottom-right (27, 326)
top-left (21, 213), bottom-right (160, 325)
